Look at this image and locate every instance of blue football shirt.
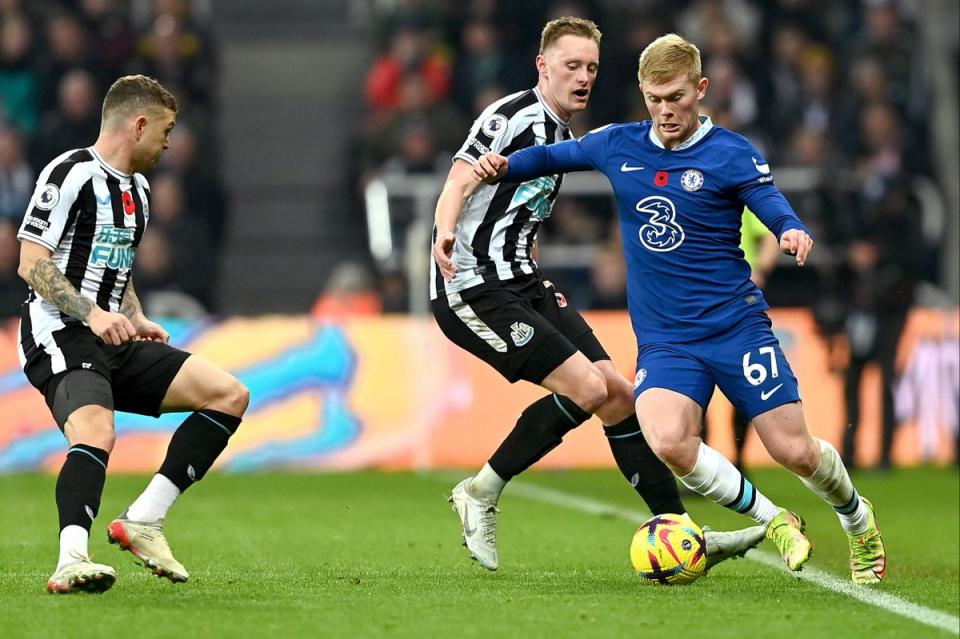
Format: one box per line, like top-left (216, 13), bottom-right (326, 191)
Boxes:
top-left (504, 115), bottom-right (810, 344)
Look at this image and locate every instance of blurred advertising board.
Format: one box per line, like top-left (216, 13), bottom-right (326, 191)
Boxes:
top-left (0, 309), bottom-right (956, 472)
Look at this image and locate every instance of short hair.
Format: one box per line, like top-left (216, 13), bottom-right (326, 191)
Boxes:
top-left (637, 33), bottom-right (702, 87)
top-left (101, 75), bottom-right (178, 127)
top-left (539, 17), bottom-right (602, 56)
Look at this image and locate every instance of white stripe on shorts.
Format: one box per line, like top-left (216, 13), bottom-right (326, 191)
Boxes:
top-left (447, 291), bottom-right (508, 353)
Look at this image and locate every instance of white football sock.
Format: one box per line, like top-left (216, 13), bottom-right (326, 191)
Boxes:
top-left (126, 474), bottom-right (182, 522)
top-left (469, 463), bottom-right (506, 502)
top-left (57, 525), bottom-right (89, 569)
top-left (679, 442), bottom-right (780, 525)
top-left (799, 439), bottom-right (870, 534)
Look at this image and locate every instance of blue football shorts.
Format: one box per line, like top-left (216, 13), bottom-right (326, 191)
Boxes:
top-left (633, 312), bottom-right (801, 420)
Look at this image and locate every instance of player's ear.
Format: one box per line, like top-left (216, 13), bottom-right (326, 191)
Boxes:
top-left (697, 77), bottom-right (709, 99)
top-left (535, 54), bottom-right (548, 76)
top-left (133, 115), bottom-right (148, 142)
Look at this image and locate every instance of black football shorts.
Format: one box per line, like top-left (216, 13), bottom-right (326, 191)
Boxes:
top-left (431, 275), bottom-right (609, 383)
top-left (23, 326), bottom-right (191, 422)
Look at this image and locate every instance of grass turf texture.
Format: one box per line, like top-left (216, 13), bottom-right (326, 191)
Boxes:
top-left (0, 467), bottom-right (957, 638)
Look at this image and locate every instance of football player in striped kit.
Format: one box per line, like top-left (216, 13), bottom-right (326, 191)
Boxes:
top-left (17, 75), bottom-right (249, 593)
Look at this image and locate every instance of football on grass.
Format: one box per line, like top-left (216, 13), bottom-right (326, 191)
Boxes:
top-left (630, 514), bottom-right (707, 585)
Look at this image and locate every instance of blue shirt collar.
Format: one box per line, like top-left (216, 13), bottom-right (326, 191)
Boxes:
top-left (648, 115), bottom-right (713, 151)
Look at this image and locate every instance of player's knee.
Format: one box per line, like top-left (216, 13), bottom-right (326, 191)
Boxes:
top-left (217, 378), bottom-right (249, 417)
top-left (645, 428), bottom-right (695, 470)
top-left (571, 370), bottom-right (608, 414)
top-left (198, 372), bottom-right (249, 417)
top-left (772, 438), bottom-right (819, 476)
top-left (66, 411), bottom-right (116, 452)
top-left (599, 376), bottom-right (634, 418)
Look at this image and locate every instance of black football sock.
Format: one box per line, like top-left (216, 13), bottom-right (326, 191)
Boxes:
top-left (158, 409), bottom-right (241, 492)
top-left (604, 415), bottom-right (685, 515)
top-left (56, 444), bottom-right (109, 532)
top-left (488, 394), bottom-right (591, 481)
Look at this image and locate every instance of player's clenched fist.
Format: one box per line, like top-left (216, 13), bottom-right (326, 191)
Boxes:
top-left (473, 153), bottom-right (509, 183)
top-left (779, 229), bottom-right (814, 266)
top-left (87, 306), bottom-right (138, 345)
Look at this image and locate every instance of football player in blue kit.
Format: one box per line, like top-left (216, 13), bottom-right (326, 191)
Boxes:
top-left (472, 33), bottom-right (885, 584)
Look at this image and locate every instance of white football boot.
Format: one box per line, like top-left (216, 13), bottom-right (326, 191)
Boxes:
top-left (107, 515), bottom-right (189, 583)
top-left (47, 551), bottom-right (116, 594)
top-left (703, 524), bottom-right (766, 570)
top-left (449, 478), bottom-right (500, 571)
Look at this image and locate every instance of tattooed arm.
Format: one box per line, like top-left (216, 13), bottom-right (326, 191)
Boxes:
top-left (18, 239), bottom-right (137, 345)
top-left (120, 277), bottom-right (145, 322)
top-left (120, 277), bottom-right (170, 343)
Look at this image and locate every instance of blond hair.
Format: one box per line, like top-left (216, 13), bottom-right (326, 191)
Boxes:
top-left (539, 17), bottom-right (602, 55)
top-left (637, 33), bottom-right (701, 87)
top-left (102, 75), bottom-right (178, 127)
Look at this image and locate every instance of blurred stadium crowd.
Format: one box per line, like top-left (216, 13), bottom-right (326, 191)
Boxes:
top-left (0, 0), bottom-right (949, 322)
top-left (353, 0), bottom-right (943, 319)
top-left (0, 0), bottom-right (224, 317)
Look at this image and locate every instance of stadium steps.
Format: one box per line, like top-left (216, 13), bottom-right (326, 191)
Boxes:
top-left (214, 4), bottom-right (370, 313)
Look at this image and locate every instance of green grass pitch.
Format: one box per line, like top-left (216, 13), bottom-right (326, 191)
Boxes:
top-left (1, 467), bottom-right (957, 638)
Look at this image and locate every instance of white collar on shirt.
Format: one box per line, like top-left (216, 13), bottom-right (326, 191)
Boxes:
top-left (532, 86), bottom-right (569, 127)
top-left (648, 115), bottom-right (713, 151)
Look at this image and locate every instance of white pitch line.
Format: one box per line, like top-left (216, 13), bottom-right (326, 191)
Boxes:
top-left (498, 480), bottom-right (960, 636)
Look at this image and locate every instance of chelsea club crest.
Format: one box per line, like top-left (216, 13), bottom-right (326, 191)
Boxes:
top-left (680, 169), bottom-right (704, 192)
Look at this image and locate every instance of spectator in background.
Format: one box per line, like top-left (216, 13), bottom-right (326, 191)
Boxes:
top-left (365, 24), bottom-right (452, 120)
top-left (133, 10), bottom-right (217, 111)
top-left (133, 227), bottom-right (174, 299)
top-left (795, 45), bottom-right (835, 136)
top-left (133, 226), bottom-right (208, 319)
top-left (586, 243), bottom-right (627, 310)
top-left (149, 171), bottom-right (217, 310)
top-left (548, 197), bottom-right (606, 246)
top-left (362, 74), bottom-right (464, 173)
top-left (0, 218), bottom-right (25, 316)
top-left (0, 14), bottom-right (40, 134)
top-left (763, 21), bottom-right (808, 145)
top-left (380, 118), bottom-right (448, 176)
top-left (819, 98), bottom-right (921, 470)
top-left (36, 11), bottom-right (105, 112)
top-left (677, 0), bottom-right (761, 51)
top-left (853, 1), bottom-right (915, 115)
top-left (834, 55), bottom-right (889, 160)
top-left (30, 69), bottom-right (101, 170)
top-left (377, 262), bottom-right (409, 314)
top-left (452, 19), bottom-right (508, 116)
top-left (0, 125), bottom-right (32, 223)
top-left (79, 0), bottom-right (136, 77)
top-left (161, 124), bottom-right (228, 247)
top-left (702, 55), bottom-right (758, 136)
top-left (310, 261), bottom-right (381, 318)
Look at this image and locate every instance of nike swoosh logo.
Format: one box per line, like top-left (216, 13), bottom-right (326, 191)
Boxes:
top-left (462, 507), bottom-right (477, 537)
top-left (752, 157), bottom-right (770, 175)
top-left (760, 383), bottom-right (784, 401)
top-left (620, 162), bottom-right (644, 172)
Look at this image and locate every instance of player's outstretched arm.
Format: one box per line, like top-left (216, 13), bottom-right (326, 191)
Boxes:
top-left (121, 277), bottom-right (169, 343)
top-left (18, 239), bottom-right (137, 345)
top-left (433, 159), bottom-right (483, 281)
top-left (474, 140), bottom-right (594, 184)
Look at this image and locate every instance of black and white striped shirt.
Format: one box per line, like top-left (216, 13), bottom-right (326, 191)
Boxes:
top-left (17, 147), bottom-right (149, 371)
top-left (430, 87), bottom-right (572, 300)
